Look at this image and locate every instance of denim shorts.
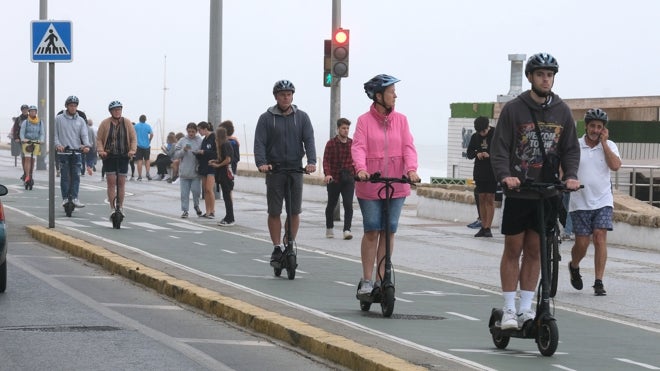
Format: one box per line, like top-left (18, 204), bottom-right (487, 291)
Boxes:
top-left (358, 197), bottom-right (405, 233)
top-left (570, 206), bottom-right (613, 236)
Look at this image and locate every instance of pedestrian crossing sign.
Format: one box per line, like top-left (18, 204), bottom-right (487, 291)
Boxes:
top-left (31, 21), bottom-right (72, 62)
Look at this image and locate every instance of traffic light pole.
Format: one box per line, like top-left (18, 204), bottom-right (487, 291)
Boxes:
top-left (330, 0), bottom-right (341, 221)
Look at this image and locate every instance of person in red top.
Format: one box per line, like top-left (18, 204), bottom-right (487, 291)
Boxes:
top-left (322, 118), bottom-right (355, 240)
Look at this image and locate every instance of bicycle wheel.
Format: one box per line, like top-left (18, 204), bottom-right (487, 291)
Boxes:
top-left (549, 225), bottom-right (560, 298)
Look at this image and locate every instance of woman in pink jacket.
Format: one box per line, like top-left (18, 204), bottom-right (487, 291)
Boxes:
top-left (352, 74), bottom-right (421, 295)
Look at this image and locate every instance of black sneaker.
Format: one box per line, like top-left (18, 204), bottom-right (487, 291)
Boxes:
top-left (194, 205), bottom-right (202, 216)
top-left (475, 228), bottom-right (492, 237)
top-left (569, 262), bottom-right (583, 290)
top-left (270, 246), bottom-right (283, 268)
top-left (593, 280), bottom-right (607, 296)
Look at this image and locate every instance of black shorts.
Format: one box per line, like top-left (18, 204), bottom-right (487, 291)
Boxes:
top-left (135, 147), bottom-right (151, 161)
top-left (102, 156), bottom-right (130, 175)
top-left (501, 196), bottom-right (559, 235)
top-left (475, 180), bottom-right (497, 194)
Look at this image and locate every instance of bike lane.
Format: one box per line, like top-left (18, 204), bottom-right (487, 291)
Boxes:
top-left (4, 172), bottom-right (660, 371)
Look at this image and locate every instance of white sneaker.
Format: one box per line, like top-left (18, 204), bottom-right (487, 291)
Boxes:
top-left (517, 308), bottom-right (535, 327)
top-left (343, 230), bottom-right (353, 240)
top-left (172, 177), bottom-right (180, 184)
top-left (500, 308), bottom-right (518, 330)
top-left (325, 228), bottom-right (334, 238)
top-left (357, 279), bottom-right (373, 295)
top-left (73, 198), bottom-right (85, 208)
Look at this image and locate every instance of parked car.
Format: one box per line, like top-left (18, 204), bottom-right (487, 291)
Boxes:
top-left (0, 183), bottom-right (8, 293)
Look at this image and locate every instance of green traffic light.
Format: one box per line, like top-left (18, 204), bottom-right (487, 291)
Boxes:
top-left (324, 72), bottom-right (332, 87)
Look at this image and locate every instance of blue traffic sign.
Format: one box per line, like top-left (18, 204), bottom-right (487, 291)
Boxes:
top-left (31, 21), bottom-right (72, 62)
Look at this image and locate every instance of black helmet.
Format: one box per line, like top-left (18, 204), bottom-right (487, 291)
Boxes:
top-left (364, 74), bottom-right (400, 100)
top-left (272, 80), bottom-right (295, 94)
top-left (584, 108), bottom-right (608, 125)
top-left (65, 95), bottom-right (79, 106)
top-left (20, 104), bottom-right (29, 110)
top-left (525, 53), bottom-right (559, 75)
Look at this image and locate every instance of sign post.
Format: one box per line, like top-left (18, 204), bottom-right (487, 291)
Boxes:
top-left (31, 20), bottom-right (72, 228)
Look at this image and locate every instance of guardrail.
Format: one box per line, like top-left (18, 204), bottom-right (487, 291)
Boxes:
top-left (613, 164), bottom-right (660, 207)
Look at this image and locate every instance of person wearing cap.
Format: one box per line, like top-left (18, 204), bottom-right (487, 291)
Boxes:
top-left (490, 53), bottom-right (581, 330)
top-left (19, 105), bottom-right (45, 184)
top-left (352, 74), bottom-right (420, 295)
top-left (254, 80), bottom-right (317, 268)
top-left (54, 96), bottom-right (90, 208)
top-left (97, 100), bottom-right (137, 218)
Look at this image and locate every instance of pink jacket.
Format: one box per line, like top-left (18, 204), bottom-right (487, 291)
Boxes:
top-left (352, 104), bottom-right (418, 200)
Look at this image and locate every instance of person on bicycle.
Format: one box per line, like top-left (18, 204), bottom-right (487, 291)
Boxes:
top-left (490, 53), bottom-right (581, 330)
top-left (96, 101), bottom-right (137, 217)
top-left (19, 105), bottom-right (45, 183)
top-left (352, 74), bottom-right (420, 295)
top-left (568, 108), bottom-right (621, 296)
top-left (254, 80), bottom-right (317, 266)
top-left (54, 96), bottom-right (91, 207)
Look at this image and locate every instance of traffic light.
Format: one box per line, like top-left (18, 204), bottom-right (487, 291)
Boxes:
top-left (331, 28), bottom-right (349, 78)
top-left (323, 39), bottom-right (332, 87)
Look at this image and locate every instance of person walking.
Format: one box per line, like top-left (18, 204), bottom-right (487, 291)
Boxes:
top-left (54, 96), bottom-right (91, 207)
top-left (352, 74), bottom-right (421, 295)
top-left (173, 122), bottom-right (203, 218)
top-left (196, 121), bottom-right (217, 218)
top-left (490, 53), bottom-right (581, 330)
top-left (19, 105), bottom-right (45, 184)
top-left (466, 116), bottom-right (496, 238)
top-left (322, 117), bottom-right (355, 240)
top-left (96, 101), bottom-right (137, 217)
top-left (568, 108), bottom-right (621, 296)
top-left (85, 119), bottom-right (97, 175)
top-left (11, 104), bottom-right (29, 176)
top-left (254, 80), bottom-right (317, 267)
top-left (133, 114), bottom-right (154, 181)
top-left (210, 126), bottom-right (235, 226)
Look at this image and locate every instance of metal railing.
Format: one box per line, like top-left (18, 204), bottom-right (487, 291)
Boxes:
top-left (613, 164), bottom-right (660, 207)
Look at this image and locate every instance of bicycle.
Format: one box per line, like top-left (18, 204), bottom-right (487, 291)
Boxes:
top-left (355, 172), bottom-right (417, 318)
top-left (106, 153), bottom-right (128, 229)
top-left (23, 140), bottom-right (40, 190)
top-left (268, 166), bottom-right (308, 280)
top-left (60, 146), bottom-right (83, 217)
top-left (488, 180), bottom-right (581, 356)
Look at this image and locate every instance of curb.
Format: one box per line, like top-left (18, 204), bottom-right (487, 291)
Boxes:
top-left (27, 225), bottom-right (426, 371)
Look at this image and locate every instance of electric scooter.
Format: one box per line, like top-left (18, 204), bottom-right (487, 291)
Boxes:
top-left (488, 181), bottom-right (580, 356)
top-left (23, 140), bottom-right (39, 190)
top-left (61, 146), bottom-right (83, 217)
top-left (107, 154), bottom-right (126, 229)
top-left (269, 166), bottom-right (307, 280)
top-left (355, 172), bottom-right (416, 318)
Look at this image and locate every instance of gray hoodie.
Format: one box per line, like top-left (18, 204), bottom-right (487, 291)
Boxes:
top-left (253, 104), bottom-right (316, 168)
top-left (54, 111), bottom-right (90, 149)
top-left (173, 135), bottom-right (202, 179)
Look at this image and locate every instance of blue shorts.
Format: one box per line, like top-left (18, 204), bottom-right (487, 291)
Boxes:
top-left (358, 197), bottom-right (405, 233)
top-left (570, 206), bottom-right (613, 236)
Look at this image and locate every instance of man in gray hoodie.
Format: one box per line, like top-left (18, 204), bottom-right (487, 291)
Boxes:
top-left (490, 53), bottom-right (580, 330)
top-left (254, 80), bottom-right (317, 267)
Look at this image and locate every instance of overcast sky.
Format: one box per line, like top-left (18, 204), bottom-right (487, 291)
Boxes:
top-left (2, 0), bottom-right (658, 153)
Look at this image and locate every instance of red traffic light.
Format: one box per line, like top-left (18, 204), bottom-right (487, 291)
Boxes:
top-left (334, 29), bottom-right (348, 44)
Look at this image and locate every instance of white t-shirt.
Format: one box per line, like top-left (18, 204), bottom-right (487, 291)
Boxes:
top-left (569, 135), bottom-right (620, 211)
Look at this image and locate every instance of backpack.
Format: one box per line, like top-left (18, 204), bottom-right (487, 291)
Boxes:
top-left (229, 139), bottom-right (240, 174)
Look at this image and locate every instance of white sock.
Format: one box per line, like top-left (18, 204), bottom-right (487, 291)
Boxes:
top-left (503, 291), bottom-right (516, 312)
top-left (519, 290), bottom-right (535, 312)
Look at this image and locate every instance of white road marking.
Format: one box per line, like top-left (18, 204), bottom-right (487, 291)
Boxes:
top-left (90, 221), bottom-right (131, 228)
top-left (176, 338), bottom-right (274, 347)
top-left (615, 358), bottom-right (660, 370)
top-left (221, 249), bottom-right (237, 254)
top-left (167, 222), bottom-right (209, 231)
top-left (193, 242), bottom-right (206, 246)
top-left (446, 312), bottom-right (480, 321)
top-left (130, 222), bottom-right (169, 230)
top-left (335, 281), bottom-right (354, 287)
top-left (101, 303), bottom-right (183, 310)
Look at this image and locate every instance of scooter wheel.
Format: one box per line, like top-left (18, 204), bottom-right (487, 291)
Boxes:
top-left (64, 203), bottom-right (74, 217)
top-left (273, 268), bottom-right (282, 277)
top-left (111, 212), bottom-right (122, 229)
top-left (380, 286), bottom-right (395, 318)
top-left (492, 331), bottom-right (510, 349)
top-left (286, 255), bottom-right (296, 280)
top-left (537, 319), bottom-right (559, 356)
top-left (360, 301), bottom-right (371, 312)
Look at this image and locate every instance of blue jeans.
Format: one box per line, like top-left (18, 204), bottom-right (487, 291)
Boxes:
top-left (562, 193), bottom-right (573, 235)
top-left (58, 153), bottom-right (82, 200)
top-left (180, 177), bottom-right (201, 212)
